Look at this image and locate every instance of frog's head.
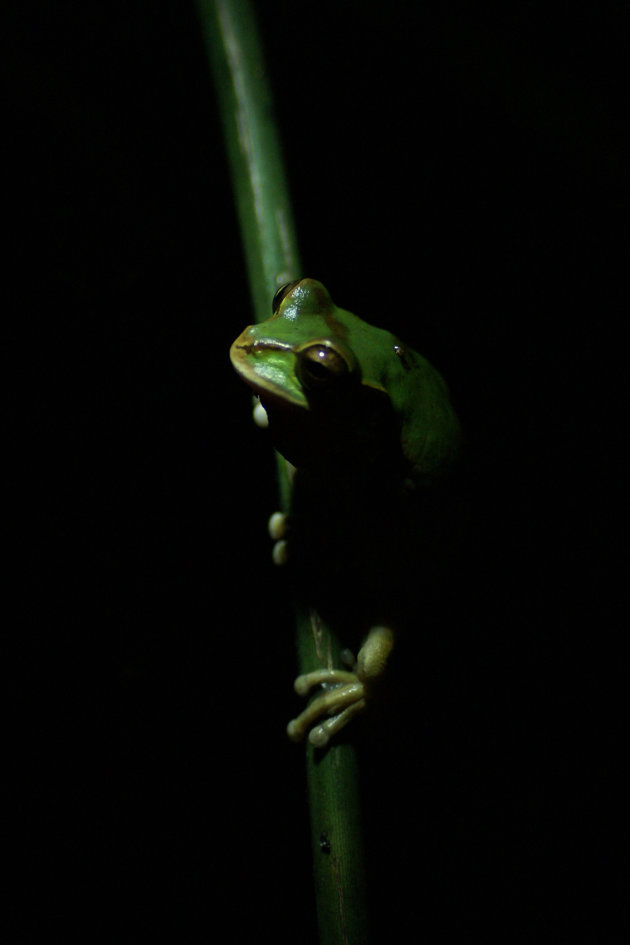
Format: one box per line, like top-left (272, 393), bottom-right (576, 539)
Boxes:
top-left (230, 278), bottom-right (399, 475)
top-left (230, 278), bottom-right (362, 409)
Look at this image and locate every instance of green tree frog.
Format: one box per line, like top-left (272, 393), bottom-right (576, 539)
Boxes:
top-left (230, 278), bottom-right (461, 747)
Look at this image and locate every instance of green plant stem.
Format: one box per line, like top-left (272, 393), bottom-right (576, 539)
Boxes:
top-left (195, 1), bottom-right (369, 941)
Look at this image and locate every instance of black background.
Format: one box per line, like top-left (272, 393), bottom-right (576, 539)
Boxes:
top-left (5, 1), bottom-right (627, 941)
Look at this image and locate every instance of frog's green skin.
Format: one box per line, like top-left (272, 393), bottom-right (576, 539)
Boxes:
top-left (230, 278), bottom-right (460, 486)
top-left (230, 278), bottom-right (461, 747)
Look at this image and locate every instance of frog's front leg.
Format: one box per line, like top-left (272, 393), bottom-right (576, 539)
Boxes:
top-left (287, 625), bottom-right (394, 747)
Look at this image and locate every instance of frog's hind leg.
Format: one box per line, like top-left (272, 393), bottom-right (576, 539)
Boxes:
top-left (287, 625), bottom-right (395, 747)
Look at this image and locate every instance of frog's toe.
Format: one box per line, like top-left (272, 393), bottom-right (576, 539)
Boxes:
top-left (287, 670), bottom-right (366, 746)
top-left (268, 511), bottom-right (287, 540)
top-left (252, 397), bottom-right (269, 428)
top-left (306, 701), bottom-right (367, 748)
top-left (268, 512), bottom-right (289, 565)
top-left (272, 539), bottom-right (289, 566)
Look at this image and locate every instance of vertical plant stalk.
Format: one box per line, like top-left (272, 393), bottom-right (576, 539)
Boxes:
top-left (195, 1), bottom-right (370, 942)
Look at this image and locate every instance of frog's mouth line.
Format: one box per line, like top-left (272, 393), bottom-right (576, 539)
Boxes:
top-left (243, 375), bottom-right (307, 409)
top-left (231, 339), bottom-right (291, 356)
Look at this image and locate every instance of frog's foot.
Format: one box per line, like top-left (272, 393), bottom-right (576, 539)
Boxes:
top-left (268, 511), bottom-right (289, 566)
top-left (287, 626), bottom-right (394, 748)
top-left (287, 670), bottom-right (367, 747)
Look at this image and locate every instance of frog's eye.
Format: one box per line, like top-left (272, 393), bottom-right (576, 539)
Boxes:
top-left (272, 280), bottom-right (301, 314)
top-left (296, 342), bottom-right (354, 394)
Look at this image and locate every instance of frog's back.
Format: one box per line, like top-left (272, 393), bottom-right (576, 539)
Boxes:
top-left (336, 304), bottom-right (461, 483)
top-left (402, 347), bottom-right (461, 483)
